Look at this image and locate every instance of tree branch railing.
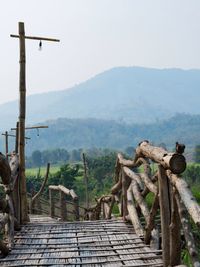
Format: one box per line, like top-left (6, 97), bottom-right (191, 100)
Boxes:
top-left (29, 163), bottom-right (50, 214)
top-left (84, 195), bottom-right (115, 221)
top-left (49, 185), bottom-right (79, 221)
top-left (109, 141), bottom-right (200, 267)
top-left (0, 153), bottom-right (15, 256)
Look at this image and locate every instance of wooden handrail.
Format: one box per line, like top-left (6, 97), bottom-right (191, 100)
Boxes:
top-left (49, 185), bottom-right (79, 221)
top-left (107, 141), bottom-right (199, 267)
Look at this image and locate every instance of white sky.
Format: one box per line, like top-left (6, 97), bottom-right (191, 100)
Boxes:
top-left (1, 0), bottom-right (200, 104)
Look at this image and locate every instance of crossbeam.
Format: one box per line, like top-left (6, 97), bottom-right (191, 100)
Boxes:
top-left (10, 34), bottom-right (60, 42)
top-left (11, 125), bottom-right (48, 131)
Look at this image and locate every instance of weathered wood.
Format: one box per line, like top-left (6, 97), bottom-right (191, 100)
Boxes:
top-left (123, 166), bottom-right (143, 189)
top-left (0, 153), bottom-right (11, 185)
top-left (0, 240), bottom-right (9, 256)
top-left (82, 153), bottom-right (89, 208)
top-left (158, 164), bottom-right (171, 267)
top-left (107, 195), bottom-right (115, 219)
top-left (140, 172), bottom-right (157, 194)
top-left (175, 192), bottom-right (200, 267)
top-left (6, 194), bottom-right (15, 249)
top-left (144, 193), bottom-right (159, 244)
top-left (0, 198), bottom-right (9, 212)
top-left (168, 171), bottom-right (200, 227)
top-left (60, 190), bottom-right (67, 221)
top-left (127, 183), bottom-right (144, 236)
top-left (49, 189), bottom-right (55, 217)
top-left (69, 189), bottom-right (78, 200)
top-left (10, 34), bottom-right (60, 42)
top-left (135, 141), bottom-right (186, 174)
top-left (15, 121), bottom-right (19, 153)
top-left (5, 131), bottom-right (8, 159)
top-left (9, 153), bottom-right (20, 223)
top-left (30, 163), bottom-right (50, 213)
top-left (121, 169), bottom-right (130, 219)
top-left (18, 22), bottom-right (29, 224)
top-left (0, 214), bottom-right (9, 230)
top-left (170, 191), bottom-right (181, 266)
top-left (111, 170), bottom-right (122, 194)
top-left (130, 179), bottom-right (150, 224)
top-left (73, 198), bottom-right (79, 221)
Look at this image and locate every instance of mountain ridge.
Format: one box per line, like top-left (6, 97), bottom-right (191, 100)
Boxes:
top-left (1, 66), bottom-right (200, 130)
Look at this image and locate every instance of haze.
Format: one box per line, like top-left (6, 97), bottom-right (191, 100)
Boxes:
top-left (1, 0), bottom-right (200, 104)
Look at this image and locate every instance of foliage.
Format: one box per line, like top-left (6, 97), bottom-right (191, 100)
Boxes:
top-left (183, 163), bottom-right (200, 185)
top-left (19, 114), bottom-right (200, 156)
top-left (194, 145), bottom-right (200, 163)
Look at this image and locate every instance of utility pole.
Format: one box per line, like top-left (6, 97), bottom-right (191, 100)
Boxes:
top-left (82, 153), bottom-right (89, 209)
top-left (1, 132), bottom-right (31, 156)
top-left (11, 22), bottom-right (59, 223)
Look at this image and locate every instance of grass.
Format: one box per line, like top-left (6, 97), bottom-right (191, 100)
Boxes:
top-left (26, 165), bottom-right (60, 177)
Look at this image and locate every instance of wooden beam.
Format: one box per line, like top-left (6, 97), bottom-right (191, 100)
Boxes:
top-left (10, 34), bottom-right (60, 42)
top-left (11, 125), bottom-right (48, 130)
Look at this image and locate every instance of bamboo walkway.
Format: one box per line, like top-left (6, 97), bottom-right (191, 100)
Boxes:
top-left (0, 215), bottom-right (163, 267)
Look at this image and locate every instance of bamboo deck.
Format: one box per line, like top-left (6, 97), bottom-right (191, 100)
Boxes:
top-left (0, 215), bottom-right (163, 267)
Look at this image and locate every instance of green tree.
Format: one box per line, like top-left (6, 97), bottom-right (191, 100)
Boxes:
top-left (32, 150), bottom-right (42, 167)
top-left (49, 164), bottom-right (79, 190)
top-left (194, 145), bottom-right (200, 163)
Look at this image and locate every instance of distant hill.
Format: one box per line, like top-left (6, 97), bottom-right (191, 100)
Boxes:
top-left (1, 66), bottom-right (200, 130)
top-left (2, 114), bottom-right (199, 156)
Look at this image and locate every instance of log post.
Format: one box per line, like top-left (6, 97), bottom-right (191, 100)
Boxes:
top-left (15, 122), bottom-right (19, 154)
top-left (144, 193), bottom-right (159, 244)
top-left (18, 22), bottom-right (29, 223)
top-left (107, 195), bottom-right (115, 219)
top-left (73, 198), bottom-right (79, 221)
top-left (6, 194), bottom-right (15, 249)
top-left (5, 131), bottom-right (8, 159)
top-left (170, 190), bottom-right (181, 266)
top-left (158, 164), bottom-right (171, 267)
top-left (60, 190), bottom-right (67, 221)
top-left (175, 193), bottom-right (200, 266)
top-left (121, 169), bottom-right (130, 220)
top-left (49, 189), bottom-right (55, 217)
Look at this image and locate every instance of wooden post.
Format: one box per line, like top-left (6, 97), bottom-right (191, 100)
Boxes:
top-left (4, 131), bottom-right (8, 159)
top-left (73, 198), bottom-right (79, 221)
top-left (15, 122), bottom-right (19, 154)
top-left (170, 191), bottom-right (181, 266)
top-left (60, 190), bottom-right (67, 221)
top-left (121, 169), bottom-right (130, 220)
top-left (18, 22), bottom-right (29, 224)
top-left (158, 164), bottom-right (171, 267)
top-left (82, 153), bottom-right (89, 209)
top-left (49, 189), bottom-right (55, 218)
top-left (11, 22), bottom-right (60, 224)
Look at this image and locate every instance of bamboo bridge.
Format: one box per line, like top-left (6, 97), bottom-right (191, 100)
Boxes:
top-left (0, 141), bottom-right (200, 267)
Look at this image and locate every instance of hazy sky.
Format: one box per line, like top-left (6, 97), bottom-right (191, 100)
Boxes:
top-left (1, 0), bottom-right (200, 104)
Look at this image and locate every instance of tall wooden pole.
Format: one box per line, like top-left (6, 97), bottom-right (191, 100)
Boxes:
top-left (15, 122), bottom-right (19, 154)
top-left (4, 131), bottom-right (8, 159)
top-left (11, 22), bottom-right (60, 224)
top-left (18, 22), bottom-right (29, 223)
top-left (82, 153), bottom-right (89, 209)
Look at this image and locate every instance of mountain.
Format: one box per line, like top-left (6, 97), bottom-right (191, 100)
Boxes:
top-left (1, 66), bottom-right (200, 130)
top-left (3, 114), bottom-right (200, 156)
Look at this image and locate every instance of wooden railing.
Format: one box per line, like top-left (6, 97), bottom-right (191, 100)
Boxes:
top-left (109, 141), bottom-right (200, 267)
top-left (84, 195), bottom-right (115, 220)
top-left (0, 153), bottom-right (15, 256)
top-left (49, 185), bottom-right (79, 221)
